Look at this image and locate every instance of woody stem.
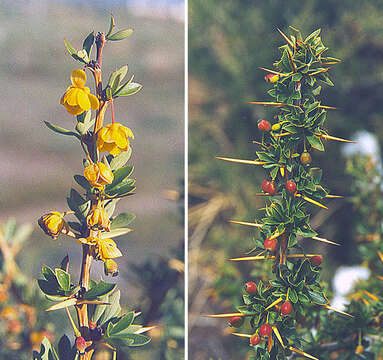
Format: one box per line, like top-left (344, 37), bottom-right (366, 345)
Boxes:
top-left (77, 32), bottom-right (107, 360)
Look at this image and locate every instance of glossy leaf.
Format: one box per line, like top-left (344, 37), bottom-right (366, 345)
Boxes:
top-left (107, 29), bottom-right (133, 41)
top-left (111, 212), bottom-right (136, 230)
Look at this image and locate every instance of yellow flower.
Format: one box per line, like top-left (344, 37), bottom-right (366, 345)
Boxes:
top-left (60, 69), bottom-right (99, 116)
top-left (78, 236), bottom-right (122, 262)
top-left (97, 238), bottom-right (122, 261)
top-left (38, 211), bottom-right (69, 239)
top-left (84, 162), bottom-right (114, 189)
top-left (104, 259), bottom-right (119, 277)
top-left (86, 202), bottom-right (110, 230)
top-left (97, 123), bottom-right (134, 155)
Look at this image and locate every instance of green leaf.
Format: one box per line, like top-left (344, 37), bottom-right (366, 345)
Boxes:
top-left (101, 228), bottom-right (132, 239)
top-left (55, 268), bottom-right (71, 292)
top-left (84, 281), bottom-right (117, 300)
top-left (111, 166), bottom-right (133, 185)
top-left (111, 212), bottom-right (136, 230)
top-left (305, 29), bottom-right (321, 43)
top-left (104, 198), bottom-right (120, 217)
top-left (44, 121), bottom-right (79, 138)
top-left (42, 265), bottom-right (57, 282)
top-left (67, 189), bottom-right (91, 221)
top-left (106, 182), bottom-right (136, 198)
top-left (73, 175), bottom-right (91, 191)
top-left (114, 82), bottom-right (142, 97)
top-left (99, 290), bottom-right (121, 324)
top-left (109, 312), bottom-right (135, 334)
top-left (107, 14), bottom-right (115, 37)
top-left (306, 135), bottom-right (324, 151)
top-left (58, 334), bottom-right (76, 360)
top-left (83, 31), bottom-right (95, 57)
top-left (110, 148), bottom-right (132, 170)
top-left (107, 29), bottom-right (134, 41)
top-left (64, 39), bottom-right (86, 64)
top-left (307, 289), bottom-right (327, 304)
top-left (107, 65), bottom-right (129, 93)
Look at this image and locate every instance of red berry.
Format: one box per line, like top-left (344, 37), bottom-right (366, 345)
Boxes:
top-left (262, 179), bottom-right (271, 193)
top-left (300, 152), bottom-right (312, 165)
top-left (259, 323), bottom-right (272, 337)
top-left (268, 181), bottom-right (277, 195)
top-left (311, 255), bottom-right (322, 266)
top-left (281, 301), bottom-right (293, 315)
top-left (245, 281), bottom-right (257, 294)
top-left (229, 316), bottom-right (244, 328)
top-left (258, 120), bottom-right (271, 131)
top-left (250, 333), bottom-right (261, 345)
top-left (264, 237), bottom-right (278, 252)
top-left (75, 336), bottom-right (87, 354)
top-left (286, 181), bottom-right (297, 194)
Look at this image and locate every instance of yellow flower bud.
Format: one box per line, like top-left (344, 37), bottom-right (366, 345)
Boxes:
top-left (265, 73), bottom-right (280, 83)
top-left (87, 202), bottom-right (110, 230)
top-left (355, 345), bottom-right (364, 354)
top-left (60, 69), bottom-right (99, 116)
top-left (84, 162), bottom-right (114, 189)
top-left (97, 122), bottom-right (134, 155)
top-left (38, 211), bottom-right (68, 239)
top-left (104, 259), bottom-right (119, 277)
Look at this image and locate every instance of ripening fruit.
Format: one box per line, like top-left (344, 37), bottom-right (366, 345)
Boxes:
top-left (262, 179), bottom-right (271, 193)
top-left (75, 336), bottom-right (87, 354)
top-left (264, 237), bottom-right (278, 252)
top-left (250, 334), bottom-right (261, 346)
top-left (258, 120), bottom-right (271, 131)
top-left (280, 301), bottom-right (293, 315)
top-left (311, 255), bottom-right (322, 266)
top-left (229, 316), bottom-right (244, 328)
top-left (265, 74), bottom-right (279, 83)
top-left (244, 281), bottom-right (257, 294)
top-left (259, 323), bottom-right (272, 337)
top-left (286, 181), bottom-right (297, 194)
top-left (268, 181), bottom-right (277, 195)
top-left (300, 151), bottom-right (312, 165)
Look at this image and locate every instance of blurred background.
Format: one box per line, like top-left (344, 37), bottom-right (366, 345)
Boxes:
top-left (189, 0), bottom-right (383, 359)
top-left (0, 0), bottom-right (184, 359)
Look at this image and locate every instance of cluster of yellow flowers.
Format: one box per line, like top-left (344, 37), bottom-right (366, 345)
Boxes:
top-left (61, 69), bottom-right (134, 155)
top-left (38, 68), bottom-right (135, 275)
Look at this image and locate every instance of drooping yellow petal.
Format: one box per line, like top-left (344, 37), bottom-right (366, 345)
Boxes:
top-left (71, 69), bottom-right (87, 87)
top-left (77, 89), bottom-right (91, 111)
top-left (65, 88), bottom-right (80, 106)
top-left (88, 93), bottom-right (99, 110)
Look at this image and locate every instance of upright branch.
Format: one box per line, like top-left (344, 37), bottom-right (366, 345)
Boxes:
top-left (36, 15), bottom-right (149, 360)
top-left (209, 27), bottom-right (353, 360)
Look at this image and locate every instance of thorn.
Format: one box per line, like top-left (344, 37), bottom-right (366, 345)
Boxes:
top-left (216, 156), bottom-right (265, 165)
top-left (204, 313), bottom-right (245, 318)
top-left (311, 236), bottom-right (341, 246)
top-left (289, 346), bottom-right (319, 360)
top-left (228, 220), bottom-right (263, 228)
top-left (264, 297), bottom-right (283, 311)
top-left (231, 332), bottom-right (252, 338)
top-left (259, 67), bottom-right (286, 76)
top-left (322, 305), bottom-right (354, 317)
top-left (377, 250), bottom-right (383, 263)
top-left (325, 194), bottom-right (343, 199)
top-left (277, 28), bottom-right (295, 48)
top-left (362, 290), bottom-right (379, 301)
top-left (318, 105), bottom-right (338, 110)
top-left (319, 134), bottom-right (355, 143)
top-left (295, 193), bottom-right (328, 209)
top-left (309, 67), bottom-right (330, 76)
top-left (272, 326), bottom-right (285, 348)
